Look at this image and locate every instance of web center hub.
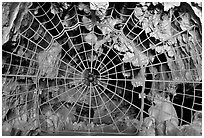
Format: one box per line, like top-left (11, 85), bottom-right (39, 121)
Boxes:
top-left (83, 68), bottom-right (100, 86)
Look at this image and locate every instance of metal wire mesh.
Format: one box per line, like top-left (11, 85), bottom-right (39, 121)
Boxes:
top-left (2, 2), bottom-right (202, 136)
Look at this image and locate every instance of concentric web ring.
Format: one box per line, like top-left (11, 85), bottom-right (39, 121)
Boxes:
top-left (2, 2), bottom-right (202, 136)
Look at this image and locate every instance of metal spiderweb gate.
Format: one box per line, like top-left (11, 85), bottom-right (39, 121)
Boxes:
top-left (2, 2), bottom-right (202, 136)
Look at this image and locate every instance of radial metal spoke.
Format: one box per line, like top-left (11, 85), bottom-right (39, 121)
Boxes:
top-left (91, 86), bottom-right (104, 133)
top-left (76, 18), bottom-right (90, 69)
top-left (65, 32), bottom-right (86, 71)
top-left (93, 85), bottom-right (121, 133)
top-left (88, 84), bottom-right (92, 131)
top-left (76, 87), bottom-right (90, 123)
top-left (95, 42), bottom-right (115, 71)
